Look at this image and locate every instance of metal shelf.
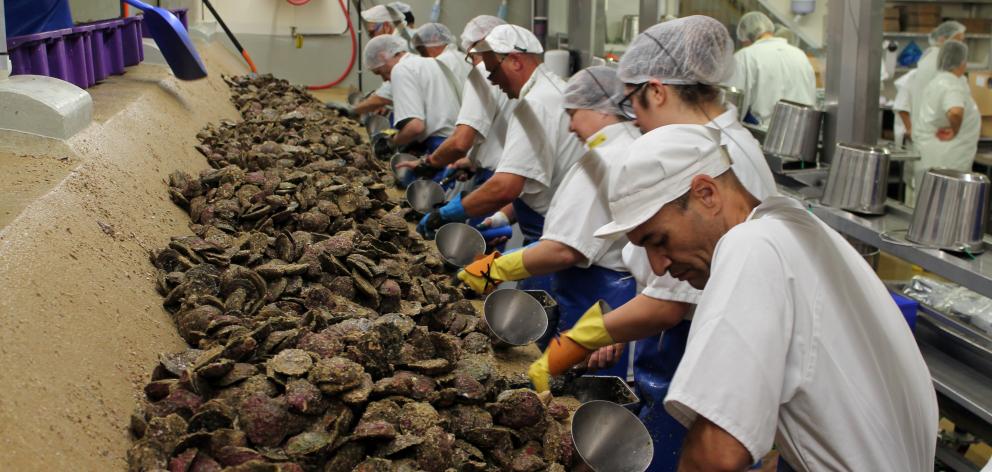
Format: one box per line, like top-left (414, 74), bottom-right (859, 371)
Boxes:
top-left (883, 32), bottom-right (992, 39)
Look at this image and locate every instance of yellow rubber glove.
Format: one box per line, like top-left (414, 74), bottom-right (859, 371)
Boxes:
top-left (456, 250), bottom-right (531, 295)
top-left (528, 350), bottom-right (552, 392)
top-left (566, 300), bottom-right (615, 350)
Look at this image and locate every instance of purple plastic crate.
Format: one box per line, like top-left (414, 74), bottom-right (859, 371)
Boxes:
top-left (64, 26), bottom-right (94, 88)
top-left (121, 16), bottom-right (143, 67)
top-left (141, 8), bottom-right (188, 38)
top-left (7, 29), bottom-right (62, 77)
top-left (44, 28), bottom-right (72, 82)
top-left (72, 25), bottom-right (99, 87)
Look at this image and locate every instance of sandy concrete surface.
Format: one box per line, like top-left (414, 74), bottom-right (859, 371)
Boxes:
top-left (0, 40), bottom-right (248, 470)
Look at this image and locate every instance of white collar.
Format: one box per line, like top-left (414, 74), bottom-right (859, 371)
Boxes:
top-left (746, 195), bottom-right (806, 222)
top-left (518, 64), bottom-right (549, 100)
top-left (586, 121), bottom-right (638, 151)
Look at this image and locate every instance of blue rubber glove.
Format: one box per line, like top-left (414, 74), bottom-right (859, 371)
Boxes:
top-left (416, 193), bottom-right (468, 239)
top-left (439, 193), bottom-right (468, 222)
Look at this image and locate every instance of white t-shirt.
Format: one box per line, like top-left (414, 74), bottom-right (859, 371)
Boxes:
top-left (725, 37), bottom-right (817, 127)
top-left (391, 54), bottom-right (463, 139)
top-left (913, 71), bottom-right (981, 187)
top-left (664, 195), bottom-right (938, 471)
top-left (457, 63), bottom-right (516, 170)
top-left (435, 47), bottom-right (473, 93)
top-left (623, 107), bottom-right (779, 303)
top-left (909, 47), bottom-right (940, 121)
top-left (541, 122), bottom-right (641, 272)
top-left (496, 64), bottom-right (586, 215)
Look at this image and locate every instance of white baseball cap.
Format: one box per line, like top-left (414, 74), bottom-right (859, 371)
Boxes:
top-left (594, 125), bottom-right (733, 239)
top-left (476, 24), bottom-right (544, 55)
top-left (361, 5), bottom-right (402, 24)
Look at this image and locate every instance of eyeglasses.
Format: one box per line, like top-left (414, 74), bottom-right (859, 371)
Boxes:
top-left (464, 40), bottom-right (481, 65)
top-left (618, 82), bottom-right (647, 119)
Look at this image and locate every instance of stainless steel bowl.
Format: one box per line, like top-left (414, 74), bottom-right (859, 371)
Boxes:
top-left (762, 99), bottom-right (823, 162)
top-left (365, 114), bottom-right (390, 136)
top-left (404, 179), bottom-right (445, 214)
top-left (435, 223), bottom-right (486, 267)
top-left (571, 400), bottom-right (654, 472)
top-left (483, 289), bottom-right (550, 346)
top-left (391, 152), bottom-right (419, 187)
top-left (907, 169), bottom-right (990, 253)
top-left (821, 143), bottom-right (891, 215)
top-left (347, 89), bottom-right (364, 106)
top-left (719, 85), bottom-right (744, 111)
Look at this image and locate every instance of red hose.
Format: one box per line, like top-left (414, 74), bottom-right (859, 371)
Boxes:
top-left (306, 0), bottom-right (357, 90)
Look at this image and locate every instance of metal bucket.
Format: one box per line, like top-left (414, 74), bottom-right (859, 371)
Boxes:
top-left (762, 99), bottom-right (822, 162)
top-left (404, 179), bottom-right (445, 214)
top-left (551, 375), bottom-right (640, 411)
top-left (571, 400), bottom-right (654, 472)
top-left (907, 169), bottom-right (990, 253)
top-left (483, 289), bottom-right (550, 346)
top-left (365, 114), bottom-right (390, 136)
top-left (719, 85), bottom-right (744, 111)
top-left (435, 223), bottom-right (486, 267)
top-left (620, 15), bottom-right (639, 44)
top-left (844, 236), bottom-right (880, 270)
top-left (821, 142), bottom-right (891, 215)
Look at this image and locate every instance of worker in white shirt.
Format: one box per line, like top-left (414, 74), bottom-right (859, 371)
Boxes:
top-left (904, 21), bottom-right (966, 133)
top-left (457, 66), bottom-right (639, 361)
top-left (389, 29), bottom-right (467, 158)
top-left (913, 40), bottom-right (981, 191)
top-left (353, 4), bottom-right (415, 117)
top-left (725, 11), bottom-right (816, 127)
top-left (396, 15), bottom-right (512, 190)
top-left (387, 1), bottom-right (414, 28)
top-left (527, 16), bottom-right (778, 471)
top-left (359, 35), bottom-right (408, 119)
top-left (590, 123), bottom-right (937, 470)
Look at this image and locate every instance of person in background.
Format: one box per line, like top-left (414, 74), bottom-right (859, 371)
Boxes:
top-left (904, 21), bottom-right (967, 133)
top-left (353, 4), bottom-right (416, 116)
top-left (388, 1), bottom-right (415, 28)
top-left (913, 40), bottom-right (980, 190)
top-left (527, 16), bottom-right (778, 471)
top-left (725, 11), bottom-right (816, 127)
top-left (396, 15), bottom-right (512, 191)
top-left (593, 124), bottom-right (938, 471)
top-left (410, 23), bottom-right (473, 95)
top-left (389, 26), bottom-right (469, 156)
top-left (457, 66), bottom-right (639, 363)
top-left (356, 35), bottom-right (407, 118)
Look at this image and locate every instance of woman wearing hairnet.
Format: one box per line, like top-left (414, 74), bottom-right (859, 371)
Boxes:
top-left (903, 21), bottom-right (966, 132)
top-left (913, 40), bottom-right (981, 189)
top-left (725, 11), bottom-right (816, 127)
top-left (456, 67), bottom-right (640, 367)
top-left (527, 16), bottom-right (778, 471)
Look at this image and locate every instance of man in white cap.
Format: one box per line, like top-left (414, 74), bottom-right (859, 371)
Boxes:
top-left (396, 15), bottom-right (512, 189)
top-left (726, 11), bottom-right (816, 127)
top-left (353, 3), bottom-right (416, 117)
top-left (354, 35), bottom-right (408, 118)
top-left (416, 24), bottom-right (584, 252)
top-left (591, 124), bottom-right (938, 470)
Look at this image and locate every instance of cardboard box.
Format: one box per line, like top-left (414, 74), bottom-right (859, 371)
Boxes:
top-left (968, 71), bottom-right (992, 116)
top-left (903, 13), bottom-right (940, 27)
top-left (983, 116), bottom-right (992, 138)
top-left (905, 4), bottom-right (940, 15)
top-left (884, 6), bottom-right (901, 19)
top-left (957, 18), bottom-right (991, 34)
top-left (884, 18), bottom-right (901, 31)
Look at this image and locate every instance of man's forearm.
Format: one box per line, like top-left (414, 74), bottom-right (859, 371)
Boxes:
top-left (394, 118), bottom-right (425, 147)
top-left (429, 125), bottom-right (477, 167)
top-left (354, 95), bottom-right (390, 115)
top-left (462, 174), bottom-right (523, 217)
top-left (602, 294), bottom-right (689, 343)
top-left (947, 107), bottom-right (964, 135)
top-left (520, 240), bottom-right (587, 276)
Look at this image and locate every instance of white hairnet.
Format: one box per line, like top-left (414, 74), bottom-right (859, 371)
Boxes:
top-left (460, 15), bottom-right (507, 52)
top-left (388, 2), bottom-right (411, 13)
top-left (563, 66), bottom-right (626, 116)
top-left (617, 16), bottom-right (736, 85)
top-left (737, 11), bottom-right (774, 44)
top-left (774, 25), bottom-right (799, 47)
top-left (478, 24), bottom-right (544, 55)
top-left (361, 5), bottom-right (401, 24)
top-left (938, 40), bottom-right (969, 71)
top-left (930, 20), bottom-right (967, 47)
top-left (364, 35), bottom-right (407, 69)
top-left (412, 23), bottom-right (454, 48)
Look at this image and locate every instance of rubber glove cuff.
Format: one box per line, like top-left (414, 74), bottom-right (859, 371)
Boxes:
top-left (565, 300), bottom-right (615, 350)
top-left (528, 350), bottom-right (552, 392)
top-left (487, 250), bottom-right (530, 283)
top-left (438, 192), bottom-right (468, 222)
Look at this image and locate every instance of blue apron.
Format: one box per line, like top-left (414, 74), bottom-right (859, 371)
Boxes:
top-left (551, 264), bottom-right (636, 378)
top-left (512, 197), bottom-right (556, 348)
top-left (635, 320), bottom-right (691, 472)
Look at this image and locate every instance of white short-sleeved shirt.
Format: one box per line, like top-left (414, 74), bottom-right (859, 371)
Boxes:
top-left (913, 71), bottom-right (981, 185)
top-left (541, 122), bottom-right (641, 272)
top-left (623, 107), bottom-right (779, 303)
top-left (496, 64), bottom-right (586, 215)
top-left (664, 195), bottom-right (938, 471)
top-left (435, 48), bottom-right (473, 93)
top-left (725, 37), bottom-right (817, 127)
top-left (457, 63), bottom-right (516, 170)
top-left (391, 54), bottom-right (464, 139)
top-left (908, 47), bottom-right (940, 120)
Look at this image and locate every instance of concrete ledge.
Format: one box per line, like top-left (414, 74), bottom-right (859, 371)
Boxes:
top-left (0, 75), bottom-right (93, 140)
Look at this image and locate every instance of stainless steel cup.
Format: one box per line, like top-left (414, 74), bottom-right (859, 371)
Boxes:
top-left (821, 143), bottom-right (891, 215)
top-left (907, 169), bottom-right (990, 253)
top-left (571, 400), bottom-right (654, 472)
top-left (483, 289), bottom-right (550, 346)
top-left (762, 99), bottom-right (823, 162)
top-left (404, 179), bottom-right (445, 214)
top-left (435, 223), bottom-right (486, 267)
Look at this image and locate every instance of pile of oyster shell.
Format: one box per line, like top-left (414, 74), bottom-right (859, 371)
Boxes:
top-left (127, 75), bottom-right (576, 472)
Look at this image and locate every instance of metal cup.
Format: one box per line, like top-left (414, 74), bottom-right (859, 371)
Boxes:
top-left (435, 223), bottom-right (486, 267)
top-left (821, 142), bottom-right (891, 215)
top-left (763, 99), bottom-right (823, 162)
top-left (365, 114), bottom-right (390, 136)
top-left (391, 152), bottom-right (419, 188)
top-left (907, 168), bottom-right (990, 253)
top-left (483, 289), bottom-right (550, 346)
top-left (404, 179), bottom-right (445, 214)
top-left (571, 400), bottom-right (654, 472)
